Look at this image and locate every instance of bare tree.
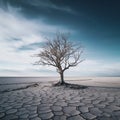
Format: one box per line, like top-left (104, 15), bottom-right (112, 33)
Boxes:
top-left (34, 32), bottom-right (84, 85)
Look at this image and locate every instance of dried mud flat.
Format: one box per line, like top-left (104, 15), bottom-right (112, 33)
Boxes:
top-left (0, 81), bottom-right (120, 120)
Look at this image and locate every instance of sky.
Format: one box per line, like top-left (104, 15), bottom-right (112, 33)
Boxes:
top-left (0, 0), bottom-right (120, 77)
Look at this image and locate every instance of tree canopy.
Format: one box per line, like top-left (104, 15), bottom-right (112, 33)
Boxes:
top-left (34, 32), bottom-right (84, 84)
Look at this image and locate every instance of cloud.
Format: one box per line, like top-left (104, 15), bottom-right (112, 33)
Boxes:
top-left (0, 6), bottom-right (43, 67)
top-left (0, 4), bottom-right (73, 76)
top-left (65, 59), bottom-right (120, 77)
top-left (27, 0), bottom-right (76, 14)
top-left (0, 3), bottom-right (119, 77)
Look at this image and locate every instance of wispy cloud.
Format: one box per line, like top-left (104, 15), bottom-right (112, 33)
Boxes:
top-left (0, 6), bottom-right (43, 69)
top-left (65, 59), bottom-right (120, 76)
top-left (28, 0), bottom-right (76, 14)
top-left (0, 4), bottom-right (73, 76)
top-left (0, 2), bottom-right (119, 77)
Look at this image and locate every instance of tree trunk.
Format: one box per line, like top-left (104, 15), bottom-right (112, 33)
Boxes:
top-left (60, 72), bottom-right (65, 85)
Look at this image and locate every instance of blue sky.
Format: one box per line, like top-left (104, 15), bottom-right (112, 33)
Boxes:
top-left (0, 0), bottom-right (120, 76)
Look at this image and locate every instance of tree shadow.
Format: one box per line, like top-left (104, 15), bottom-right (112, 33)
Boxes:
top-left (53, 82), bottom-right (87, 89)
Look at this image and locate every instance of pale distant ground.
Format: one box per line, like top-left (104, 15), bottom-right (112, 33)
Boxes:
top-left (0, 77), bottom-right (120, 92)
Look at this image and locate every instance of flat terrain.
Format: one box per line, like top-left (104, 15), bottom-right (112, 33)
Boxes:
top-left (0, 77), bottom-right (120, 120)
